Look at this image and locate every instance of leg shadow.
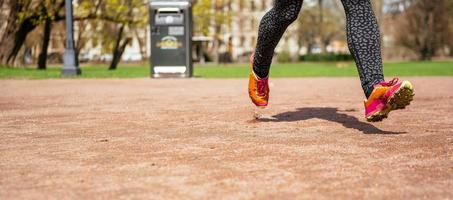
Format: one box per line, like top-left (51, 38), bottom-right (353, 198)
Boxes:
top-left (258, 107), bottom-right (404, 135)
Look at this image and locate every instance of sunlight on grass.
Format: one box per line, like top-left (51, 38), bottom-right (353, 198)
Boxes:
top-left (0, 61), bottom-right (452, 79)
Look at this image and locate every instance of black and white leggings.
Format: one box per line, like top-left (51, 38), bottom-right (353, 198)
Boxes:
top-left (253, 0), bottom-right (384, 98)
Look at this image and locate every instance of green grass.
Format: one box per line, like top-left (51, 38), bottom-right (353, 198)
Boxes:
top-left (1, 61), bottom-right (452, 79)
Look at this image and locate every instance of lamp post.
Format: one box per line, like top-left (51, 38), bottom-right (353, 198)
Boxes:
top-left (61, 0), bottom-right (81, 76)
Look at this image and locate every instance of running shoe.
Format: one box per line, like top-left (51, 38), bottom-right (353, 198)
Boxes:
top-left (248, 54), bottom-right (269, 107)
top-left (364, 78), bottom-right (414, 122)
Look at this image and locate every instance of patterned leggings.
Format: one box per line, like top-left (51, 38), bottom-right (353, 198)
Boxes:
top-left (253, 0), bottom-right (385, 98)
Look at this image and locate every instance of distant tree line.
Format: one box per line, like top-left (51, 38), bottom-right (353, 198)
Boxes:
top-left (392, 0), bottom-right (453, 60)
top-left (294, 0), bottom-right (453, 60)
top-left (0, 0), bottom-right (452, 70)
top-left (0, 0), bottom-right (147, 70)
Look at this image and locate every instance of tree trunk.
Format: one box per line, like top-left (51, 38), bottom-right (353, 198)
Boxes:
top-left (109, 25), bottom-right (131, 70)
top-left (318, 0), bottom-right (326, 54)
top-left (74, 21), bottom-right (87, 62)
top-left (0, 0), bottom-right (65, 66)
top-left (0, 0), bottom-right (22, 65)
top-left (420, 46), bottom-right (434, 60)
top-left (135, 29), bottom-right (147, 61)
top-left (212, 25), bottom-right (222, 63)
top-left (307, 43), bottom-right (314, 55)
top-left (1, 18), bottom-right (37, 66)
top-left (37, 18), bottom-right (52, 70)
top-left (109, 0), bottom-right (134, 70)
top-left (0, 0), bottom-right (42, 66)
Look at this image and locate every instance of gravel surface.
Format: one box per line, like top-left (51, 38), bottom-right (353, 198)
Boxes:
top-left (0, 78), bottom-right (452, 199)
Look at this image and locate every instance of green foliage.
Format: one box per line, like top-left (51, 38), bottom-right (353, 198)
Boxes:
top-left (299, 53), bottom-right (353, 62)
top-left (193, 0), bottom-right (212, 35)
top-left (102, 0), bottom-right (147, 25)
top-left (15, 0), bottom-right (34, 23)
top-left (75, 0), bottom-right (148, 55)
top-left (15, 0), bottom-right (64, 25)
top-left (193, 0), bottom-right (231, 36)
top-left (277, 51), bottom-right (292, 63)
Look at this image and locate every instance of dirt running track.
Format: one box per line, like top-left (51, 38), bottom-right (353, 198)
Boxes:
top-left (0, 77), bottom-right (452, 199)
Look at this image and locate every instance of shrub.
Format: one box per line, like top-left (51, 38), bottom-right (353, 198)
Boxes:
top-left (299, 53), bottom-right (354, 62)
top-left (277, 51), bottom-right (292, 63)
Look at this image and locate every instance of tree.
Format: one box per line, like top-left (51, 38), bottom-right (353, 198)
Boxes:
top-left (0, 0), bottom-right (98, 68)
top-left (445, 0), bottom-right (453, 56)
top-left (37, 14), bottom-right (53, 69)
top-left (37, 0), bottom-right (66, 70)
top-left (394, 0), bottom-right (452, 60)
top-left (192, 0), bottom-right (230, 62)
top-left (297, 6), bottom-right (318, 55)
top-left (319, 3), bottom-right (344, 53)
top-left (193, 0), bottom-right (212, 36)
top-left (91, 0), bottom-right (147, 70)
top-left (297, 3), bottom-right (344, 55)
top-left (36, 0), bottom-right (106, 69)
top-left (318, 0), bottom-right (325, 53)
top-left (0, 0), bottom-right (69, 67)
top-left (0, 0), bottom-right (43, 66)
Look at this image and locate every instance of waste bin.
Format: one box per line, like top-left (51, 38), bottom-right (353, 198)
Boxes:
top-left (149, 0), bottom-right (193, 78)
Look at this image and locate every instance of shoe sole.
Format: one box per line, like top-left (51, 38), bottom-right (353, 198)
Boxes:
top-left (367, 81), bottom-right (414, 122)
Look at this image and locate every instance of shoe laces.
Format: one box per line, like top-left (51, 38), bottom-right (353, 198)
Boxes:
top-left (378, 78), bottom-right (399, 87)
top-left (256, 78), bottom-right (268, 96)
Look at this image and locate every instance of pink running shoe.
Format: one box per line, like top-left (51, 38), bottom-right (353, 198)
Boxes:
top-left (248, 53), bottom-right (269, 107)
top-left (364, 78), bottom-right (415, 122)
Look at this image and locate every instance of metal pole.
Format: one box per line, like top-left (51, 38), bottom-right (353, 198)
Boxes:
top-left (61, 0), bottom-right (81, 76)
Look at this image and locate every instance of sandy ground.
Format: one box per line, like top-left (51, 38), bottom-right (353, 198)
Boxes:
top-left (0, 77), bottom-right (452, 199)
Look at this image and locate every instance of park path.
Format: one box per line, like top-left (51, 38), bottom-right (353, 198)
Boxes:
top-left (0, 78), bottom-right (452, 199)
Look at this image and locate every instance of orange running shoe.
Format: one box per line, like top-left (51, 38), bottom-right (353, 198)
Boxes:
top-left (364, 78), bottom-right (414, 122)
top-left (248, 54), bottom-right (269, 107)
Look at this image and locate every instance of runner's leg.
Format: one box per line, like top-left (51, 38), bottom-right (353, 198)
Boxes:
top-left (341, 0), bottom-right (385, 98)
top-left (253, 0), bottom-right (303, 78)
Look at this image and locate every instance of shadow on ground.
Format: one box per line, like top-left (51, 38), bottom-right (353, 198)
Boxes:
top-left (258, 107), bottom-right (404, 135)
